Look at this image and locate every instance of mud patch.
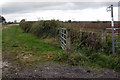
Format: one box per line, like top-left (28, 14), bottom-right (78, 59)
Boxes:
top-left (2, 62), bottom-right (120, 78)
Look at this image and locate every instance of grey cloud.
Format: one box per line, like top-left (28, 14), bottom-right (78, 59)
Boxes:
top-left (2, 2), bottom-right (118, 14)
top-left (2, 2), bottom-right (64, 14)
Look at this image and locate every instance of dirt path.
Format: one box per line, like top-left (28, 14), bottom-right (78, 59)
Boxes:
top-left (2, 24), bottom-right (19, 30)
top-left (2, 62), bottom-right (120, 78)
top-left (1, 24), bottom-right (19, 79)
top-left (2, 24), bottom-right (120, 79)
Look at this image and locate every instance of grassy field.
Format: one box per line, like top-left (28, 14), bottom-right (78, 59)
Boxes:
top-left (2, 25), bottom-right (120, 72)
top-left (2, 25), bottom-right (63, 67)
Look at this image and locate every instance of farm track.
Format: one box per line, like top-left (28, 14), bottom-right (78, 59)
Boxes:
top-left (1, 24), bottom-right (19, 79)
top-left (2, 24), bottom-right (19, 30)
top-left (2, 24), bottom-right (120, 79)
top-left (2, 62), bottom-right (120, 78)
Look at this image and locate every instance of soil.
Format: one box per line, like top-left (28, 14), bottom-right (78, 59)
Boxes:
top-left (2, 61), bottom-right (120, 78)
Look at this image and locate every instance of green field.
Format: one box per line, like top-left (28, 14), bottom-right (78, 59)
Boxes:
top-left (2, 25), bottom-right (120, 72)
top-left (2, 25), bottom-right (63, 67)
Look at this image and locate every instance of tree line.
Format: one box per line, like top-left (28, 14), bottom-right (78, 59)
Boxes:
top-left (0, 15), bottom-right (6, 23)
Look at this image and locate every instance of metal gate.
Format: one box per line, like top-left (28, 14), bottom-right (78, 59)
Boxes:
top-left (59, 28), bottom-right (71, 51)
top-left (107, 4), bottom-right (120, 53)
top-left (106, 28), bottom-right (120, 53)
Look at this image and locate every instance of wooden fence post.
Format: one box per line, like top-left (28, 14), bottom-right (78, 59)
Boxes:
top-left (66, 29), bottom-right (71, 52)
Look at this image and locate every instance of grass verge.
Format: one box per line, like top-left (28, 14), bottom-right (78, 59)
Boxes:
top-left (2, 25), bottom-right (120, 72)
top-left (2, 25), bottom-right (63, 68)
top-left (52, 48), bottom-right (120, 72)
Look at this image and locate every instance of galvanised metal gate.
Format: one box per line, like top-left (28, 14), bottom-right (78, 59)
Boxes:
top-left (106, 28), bottom-right (120, 53)
top-left (107, 4), bottom-right (120, 54)
top-left (59, 28), bottom-right (71, 51)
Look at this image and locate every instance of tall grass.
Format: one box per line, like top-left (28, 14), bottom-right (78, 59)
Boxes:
top-left (53, 50), bottom-right (120, 72)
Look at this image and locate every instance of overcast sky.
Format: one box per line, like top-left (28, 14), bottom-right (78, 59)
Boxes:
top-left (0, 0), bottom-right (120, 22)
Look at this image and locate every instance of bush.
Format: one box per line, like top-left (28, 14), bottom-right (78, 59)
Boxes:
top-left (29, 20), bottom-right (61, 38)
top-left (19, 19), bottom-right (33, 33)
top-left (29, 21), bottom-right (44, 37)
top-left (19, 19), bottom-right (62, 38)
top-left (19, 19), bottom-right (26, 30)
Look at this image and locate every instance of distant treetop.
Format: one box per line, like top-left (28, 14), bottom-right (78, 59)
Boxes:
top-left (0, 15), bottom-right (6, 23)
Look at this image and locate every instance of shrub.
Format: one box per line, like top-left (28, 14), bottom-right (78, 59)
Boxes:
top-left (29, 21), bottom-right (44, 37)
top-left (29, 20), bottom-right (61, 38)
top-left (19, 19), bottom-right (34, 33)
top-left (19, 19), bottom-right (26, 30)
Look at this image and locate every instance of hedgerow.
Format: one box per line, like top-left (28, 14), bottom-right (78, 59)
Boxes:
top-left (29, 20), bottom-right (61, 38)
top-left (19, 19), bottom-right (120, 71)
top-left (19, 19), bottom-right (120, 54)
top-left (20, 19), bottom-right (62, 38)
top-left (19, 19), bottom-right (33, 33)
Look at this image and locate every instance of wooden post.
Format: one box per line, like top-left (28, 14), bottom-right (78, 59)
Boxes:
top-left (66, 29), bottom-right (71, 52)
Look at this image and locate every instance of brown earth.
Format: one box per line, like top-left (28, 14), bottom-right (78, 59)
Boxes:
top-left (2, 61), bottom-right (120, 78)
top-left (2, 24), bottom-right (19, 30)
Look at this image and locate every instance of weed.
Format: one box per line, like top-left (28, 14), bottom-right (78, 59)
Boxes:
top-left (52, 49), bottom-right (120, 72)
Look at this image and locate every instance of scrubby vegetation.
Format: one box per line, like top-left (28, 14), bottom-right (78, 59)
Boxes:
top-left (52, 50), bottom-right (120, 72)
top-left (20, 19), bottom-right (62, 38)
top-left (19, 19), bottom-right (33, 33)
top-left (15, 20), bottom-right (120, 71)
